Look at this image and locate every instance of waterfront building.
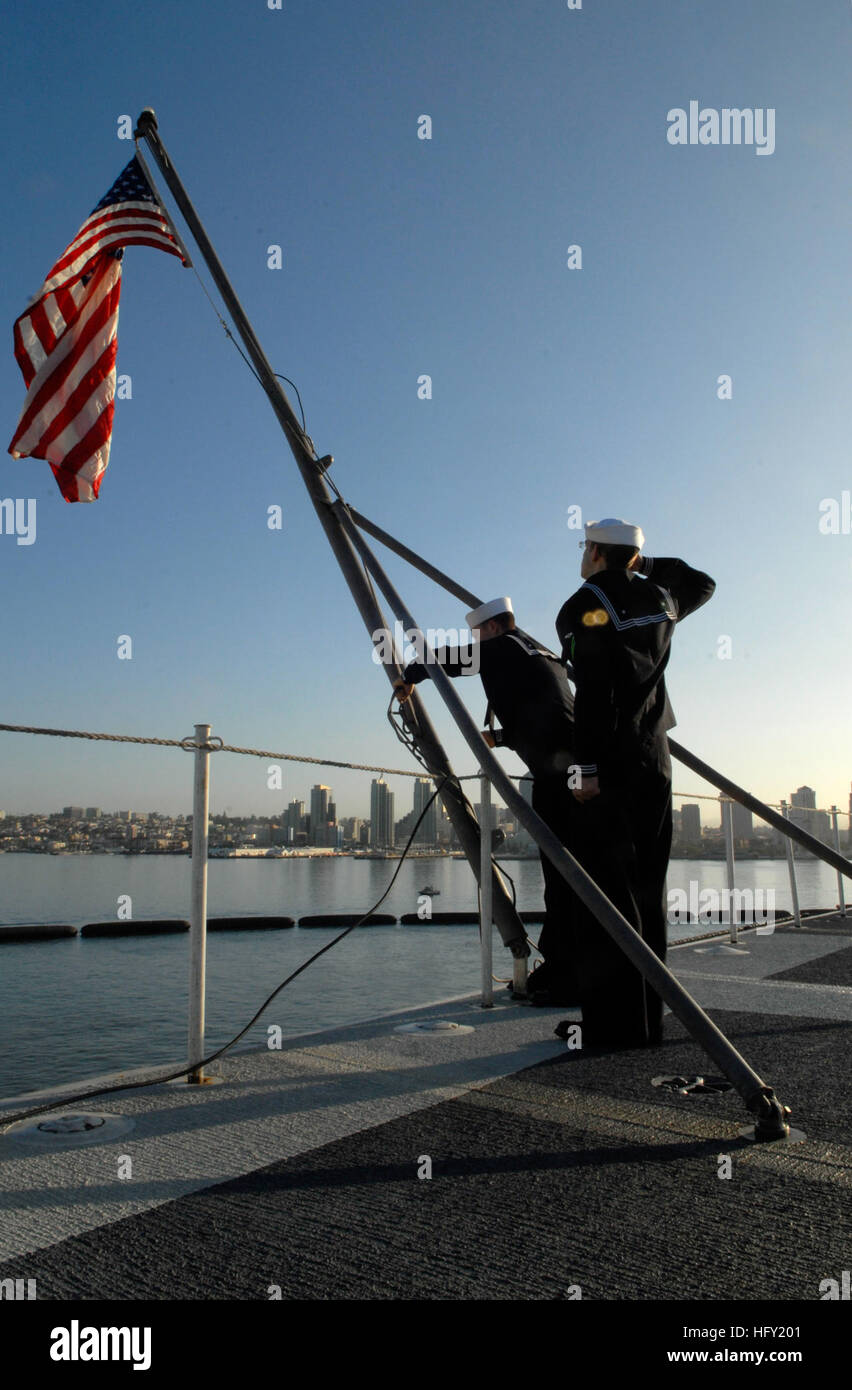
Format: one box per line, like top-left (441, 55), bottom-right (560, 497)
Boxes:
top-left (680, 804), bottom-right (701, 844)
top-left (310, 785), bottom-right (333, 847)
top-left (284, 799), bottom-right (304, 842)
top-left (412, 778), bottom-right (438, 846)
top-left (370, 778), bottom-right (395, 848)
top-left (732, 802), bottom-right (753, 842)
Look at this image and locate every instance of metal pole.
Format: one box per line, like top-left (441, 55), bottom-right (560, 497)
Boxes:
top-left (479, 771), bottom-right (493, 1007)
top-left (781, 801), bottom-right (802, 928)
top-left (350, 506), bottom-right (480, 610)
top-left (132, 111), bottom-right (793, 1135)
top-left (133, 108), bottom-right (528, 959)
top-left (353, 503), bottom-right (852, 882)
top-left (831, 807), bottom-right (847, 918)
top-left (670, 739), bottom-right (852, 879)
top-left (723, 798), bottom-right (737, 945)
top-left (334, 500), bottom-right (794, 1130)
top-left (188, 723), bottom-right (211, 1082)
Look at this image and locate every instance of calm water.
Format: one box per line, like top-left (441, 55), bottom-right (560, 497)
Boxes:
top-left (0, 853), bottom-right (844, 1098)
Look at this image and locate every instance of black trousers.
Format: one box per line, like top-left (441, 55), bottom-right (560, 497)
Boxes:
top-left (569, 765), bottom-right (673, 1045)
top-left (532, 759), bottom-right (672, 1042)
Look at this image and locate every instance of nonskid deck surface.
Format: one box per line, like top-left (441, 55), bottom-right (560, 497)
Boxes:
top-left (0, 918), bottom-right (849, 1299)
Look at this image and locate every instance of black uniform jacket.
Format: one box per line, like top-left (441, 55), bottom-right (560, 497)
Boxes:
top-left (555, 557), bottom-right (715, 782)
top-left (403, 630), bottom-right (575, 775)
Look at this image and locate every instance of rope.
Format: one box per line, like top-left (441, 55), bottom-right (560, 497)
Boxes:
top-left (1, 721), bottom-right (846, 817)
top-left (673, 788), bottom-right (849, 818)
top-left (0, 722), bottom-right (436, 778)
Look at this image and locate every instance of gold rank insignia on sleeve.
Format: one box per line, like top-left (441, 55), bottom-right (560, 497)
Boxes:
top-left (581, 608), bottom-right (609, 627)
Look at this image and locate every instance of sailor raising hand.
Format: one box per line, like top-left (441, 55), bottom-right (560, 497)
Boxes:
top-left (555, 518), bottom-right (715, 1047)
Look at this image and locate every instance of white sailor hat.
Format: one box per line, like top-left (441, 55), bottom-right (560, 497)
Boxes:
top-left (465, 596), bottom-right (513, 628)
top-left (584, 517), bottom-right (644, 549)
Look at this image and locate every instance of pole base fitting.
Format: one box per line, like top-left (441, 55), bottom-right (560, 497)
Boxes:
top-left (740, 1091), bottom-right (804, 1144)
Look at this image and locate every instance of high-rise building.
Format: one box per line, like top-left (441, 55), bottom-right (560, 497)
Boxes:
top-left (310, 785), bottom-right (332, 846)
top-left (62, 806), bottom-right (84, 819)
top-left (680, 804), bottom-right (701, 843)
top-left (84, 807), bottom-right (102, 821)
top-left (731, 802), bottom-right (753, 841)
top-left (370, 778), bottom-right (395, 848)
top-left (788, 786), bottom-right (817, 843)
top-left (474, 801), bottom-right (499, 833)
top-left (284, 800), bottom-right (304, 842)
top-left (412, 778), bottom-right (437, 845)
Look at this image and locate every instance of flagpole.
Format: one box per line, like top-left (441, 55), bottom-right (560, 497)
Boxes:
top-left (132, 146), bottom-right (194, 269)
top-left (132, 108), bottom-right (529, 957)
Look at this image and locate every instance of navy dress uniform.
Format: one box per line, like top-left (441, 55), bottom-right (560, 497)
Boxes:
top-left (398, 598), bottom-right (578, 998)
top-left (556, 520), bottom-right (716, 1045)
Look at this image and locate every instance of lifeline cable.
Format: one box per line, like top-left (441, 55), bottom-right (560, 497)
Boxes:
top-left (1, 778), bottom-right (450, 1131)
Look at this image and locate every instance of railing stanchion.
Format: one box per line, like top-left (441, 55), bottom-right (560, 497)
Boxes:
top-left (723, 797), bottom-right (737, 944)
top-left (781, 800), bottom-right (802, 928)
top-left (188, 723), bottom-right (211, 1081)
top-left (831, 807), bottom-right (847, 919)
top-left (479, 769), bottom-right (493, 1007)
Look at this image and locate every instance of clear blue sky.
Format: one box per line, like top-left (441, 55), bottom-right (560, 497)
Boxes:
top-left (2, 0), bottom-right (850, 825)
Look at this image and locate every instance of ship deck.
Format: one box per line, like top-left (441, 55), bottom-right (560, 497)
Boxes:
top-left (1, 918), bottom-right (851, 1313)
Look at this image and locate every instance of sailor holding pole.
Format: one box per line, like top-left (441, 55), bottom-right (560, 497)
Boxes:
top-left (394, 598), bottom-right (579, 1003)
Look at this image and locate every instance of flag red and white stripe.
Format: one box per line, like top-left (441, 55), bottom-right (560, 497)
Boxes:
top-left (9, 156), bottom-right (186, 502)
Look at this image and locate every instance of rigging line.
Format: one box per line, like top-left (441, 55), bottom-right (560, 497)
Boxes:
top-left (141, 168), bottom-right (312, 439)
top-left (0, 722), bottom-right (432, 779)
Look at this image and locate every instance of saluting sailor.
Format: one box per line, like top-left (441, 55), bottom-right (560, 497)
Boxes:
top-left (555, 518), bottom-right (716, 1046)
top-left (394, 598), bottom-right (578, 1004)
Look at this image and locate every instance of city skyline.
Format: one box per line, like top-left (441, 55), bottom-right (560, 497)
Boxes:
top-left (3, 774), bottom-right (849, 842)
top-left (2, 3), bottom-right (850, 823)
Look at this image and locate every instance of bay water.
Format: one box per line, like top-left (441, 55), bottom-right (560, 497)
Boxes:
top-left (0, 852), bottom-right (843, 1098)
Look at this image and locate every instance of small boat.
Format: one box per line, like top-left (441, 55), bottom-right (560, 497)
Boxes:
top-left (419, 885), bottom-right (440, 896)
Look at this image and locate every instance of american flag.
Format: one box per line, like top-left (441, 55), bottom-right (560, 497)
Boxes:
top-left (8, 156), bottom-right (186, 502)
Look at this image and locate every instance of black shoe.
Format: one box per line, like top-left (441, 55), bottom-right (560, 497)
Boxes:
top-left (526, 962), bottom-right (579, 1006)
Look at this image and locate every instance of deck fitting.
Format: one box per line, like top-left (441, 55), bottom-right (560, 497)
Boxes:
top-left (740, 1093), bottom-right (805, 1144)
top-left (4, 1110), bottom-right (135, 1148)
